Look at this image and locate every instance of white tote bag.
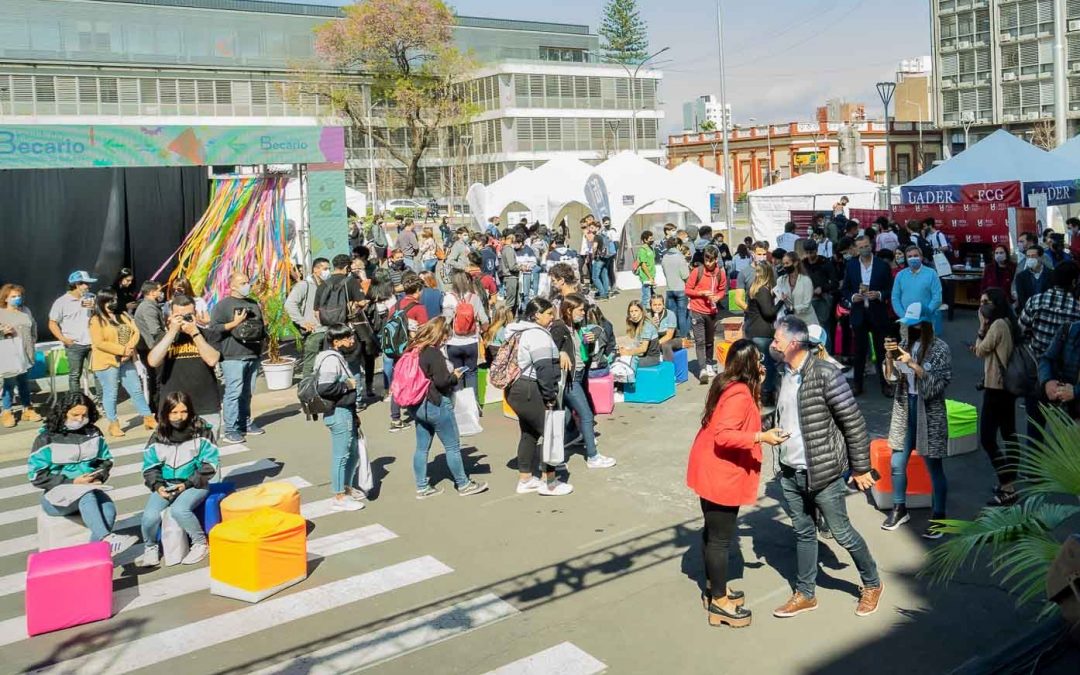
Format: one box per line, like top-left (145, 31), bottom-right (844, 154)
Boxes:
top-left (160, 506), bottom-right (190, 566)
top-left (355, 431), bottom-right (374, 494)
top-left (933, 252), bottom-right (953, 278)
top-left (0, 337), bottom-right (30, 379)
top-left (453, 388), bottom-right (484, 437)
top-left (542, 409), bottom-right (566, 466)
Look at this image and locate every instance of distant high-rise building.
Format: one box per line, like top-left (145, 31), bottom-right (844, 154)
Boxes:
top-left (682, 95), bottom-right (729, 132)
top-left (815, 99), bottom-right (866, 123)
top-left (894, 56), bottom-right (933, 123)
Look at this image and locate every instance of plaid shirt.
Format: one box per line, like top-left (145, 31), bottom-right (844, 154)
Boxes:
top-left (1039, 321), bottom-right (1080, 387)
top-left (1019, 288), bottom-right (1080, 358)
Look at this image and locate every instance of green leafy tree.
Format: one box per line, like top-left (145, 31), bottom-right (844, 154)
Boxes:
top-left (699, 120), bottom-right (717, 132)
top-left (599, 0), bottom-right (649, 65)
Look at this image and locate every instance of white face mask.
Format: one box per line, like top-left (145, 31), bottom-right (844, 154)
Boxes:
top-left (994, 252), bottom-right (1007, 263)
top-left (237, 283), bottom-right (252, 296)
top-left (318, 269), bottom-right (331, 281)
top-left (65, 418), bottom-right (88, 431)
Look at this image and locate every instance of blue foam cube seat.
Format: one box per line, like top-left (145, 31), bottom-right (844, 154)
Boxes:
top-left (197, 482), bottom-right (236, 535)
top-left (671, 348), bottom-right (689, 384)
top-left (625, 361), bottom-right (676, 404)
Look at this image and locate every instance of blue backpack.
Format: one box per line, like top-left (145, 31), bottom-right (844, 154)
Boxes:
top-left (379, 300), bottom-right (415, 359)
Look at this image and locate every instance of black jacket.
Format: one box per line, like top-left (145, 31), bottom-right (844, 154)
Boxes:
top-left (840, 256), bottom-right (894, 328)
top-left (744, 287), bottom-right (779, 339)
top-left (418, 345), bottom-right (458, 405)
top-left (1015, 268), bottom-right (1052, 315)
top-left (772, 353), bottom-right (870, 490)
top-left (803, 256), bottom-right (838, 298)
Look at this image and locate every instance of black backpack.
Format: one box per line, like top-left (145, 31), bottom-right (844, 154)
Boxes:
top-left (297, 353), bottom-right (345, 417)
top-left (318, 276), bottom-right (351, 327)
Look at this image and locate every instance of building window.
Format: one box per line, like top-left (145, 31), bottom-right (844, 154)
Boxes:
top-left (539, 46), bottom-right (586, 62)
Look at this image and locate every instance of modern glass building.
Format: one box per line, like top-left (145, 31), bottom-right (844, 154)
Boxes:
top-left (0, 0), bottom-right (664, 198)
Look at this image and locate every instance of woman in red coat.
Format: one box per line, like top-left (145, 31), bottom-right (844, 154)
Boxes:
top-left (980, 244), bottom-right (1016, 304)
top-left (686, 339), bottom-right (785, 628)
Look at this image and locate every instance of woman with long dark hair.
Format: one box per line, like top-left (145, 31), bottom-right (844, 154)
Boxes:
top-left (110, 267), bottom-right (138, 315)
top-left (973, 287), bottom-right (1021, 505)
top-left (89, 288), bottom-right (154, 438)
top-left (686, 340), bottom-right (785, 628)
top-left (980, 244), bottom-right (1016, 304)
top-left (315, 323), bottom-right (372, 511)
top-left (134, 391), bottom-right (220, 567)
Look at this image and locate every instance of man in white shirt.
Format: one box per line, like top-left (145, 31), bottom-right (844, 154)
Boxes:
top-left (48, 270), bottom-right (98, 396)
top-left (776, 221), bottom-right (800, 252)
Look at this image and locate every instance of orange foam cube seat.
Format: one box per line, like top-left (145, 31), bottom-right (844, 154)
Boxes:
top-left (209, 508), bottom-right (307, 603)
top-left (869, 438), bottom-right (932, 510)
top-left (220, 481), bottom-right (301, 521)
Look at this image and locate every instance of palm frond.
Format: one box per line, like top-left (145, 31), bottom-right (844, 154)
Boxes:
top-left (991, 532), bottom-right (1062, 612)
top-left (1007, 406), bottom-right (1080, 497)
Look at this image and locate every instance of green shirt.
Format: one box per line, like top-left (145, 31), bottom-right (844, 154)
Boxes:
top-left (636, 245), bottom-right (656, 282)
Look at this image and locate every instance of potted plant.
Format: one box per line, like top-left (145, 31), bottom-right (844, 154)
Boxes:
top-left (259, 291), bottom-right (302, 391)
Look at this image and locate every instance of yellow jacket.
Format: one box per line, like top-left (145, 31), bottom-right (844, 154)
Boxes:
top-left (89, 314), bottom-right (141, 372)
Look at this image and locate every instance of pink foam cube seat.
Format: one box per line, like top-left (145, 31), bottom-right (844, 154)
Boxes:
top-left (587, 373), bottom-right (615, 415)
top-left (26, 541), bottom-right (112, 636)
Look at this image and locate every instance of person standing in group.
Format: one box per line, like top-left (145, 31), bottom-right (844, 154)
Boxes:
top-left (801, 240), bottom-right (837, 333)
top-left (776, 251), bottom-right (818, 329)
top-left (49, 271), bottom-right (98, 398)
top-left (110, 268), bottom-right (138, 315)
top-left (875, 220), bottom-right (899, 252)
top-left (980, 245), bottom-right (1015, 304)
top-left (687, 340), bottom-right (786, 628)
top-left (891, 245), bottom-right (942, 322)
top-left (636, 230), bottom-right (657, 306)
top-left (396, 218), bottom-right (421, 272)
top-left (506, 298), bottom-right (574, 496)
top-left (0, 284), bottom-right (41, 428)
top-left (882, 304), bottom-right (953, 537)
top-left (776, 222), bottom-right (799, 252)
top-left (973, 288), bottom-right (1021, 506)
top-left (210, 271), bottom-right (266, 445)
top-left (743, 263), bottom-right (780, 408)
top-left (88, 288), bottom-right (154, 438)
top-left (132, 280), bottom-right (167, 410)
top-left (515, 233), bottom-right (540, 308)
top-left (285, 257), bottom-right (331, 379)
top-left (384, 276), bottom-right (429, 433)
top-left (442, 271), bottom-right (489, 401)
top-left (586, 225), bottom-right (610, 300)
top-left (148, 295), bottom-right (223, 431)
top-left (841, 235), bottom-right (895, 397)
top-left (500, 230), bottom-right (522, 313)
top-left (27, 392), bottom-right (139, 556)
top-left (397, 317), bottom-right (489, 499)
top-left (167, 277), bottom-right (211, 327)
top-left (133, 391), bottom-right (220, 568)
top-left (769, 316), bottom-right (883, 619)
top-left (419, 227), bottom-right (439, 273)
top-left (1040, 317), bottom-right (1080, 422)
top-left (370, 215), bottom-right (390, 262)
top-left (1014, 245), bottom-right (1053, 315)
top-left (661, 237), bottom-right (691, 338)
top-left (685, 246), bottom-right (727, 384)
top-left (314, 324), bottom-right (372, 511)
top-left (601, 217), bottom-right (619, 292)
top-left (445, 227), bottom-right (471, 274)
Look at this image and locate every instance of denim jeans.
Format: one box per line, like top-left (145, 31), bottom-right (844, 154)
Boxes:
top-left (520, 268), bottom-right (537, 306)
top-left (562, 370), bottom-right (598, 459)
top-left (591, 260), bottom-right (610, 299)
top-left (94, 362), bottom-right (152, 422)
top-left (665, 290), bottom-right (690, 337)
top-left (779, 470), bottom-right (880, 598)
top-left (2, 372), bottom-right (32, 410)
top-left (446, 343), bottom-right (479, 401)
top-left (423, 258), bottom-right (438, 273)
top-left (65, 343), bottom-right (93, 395)
top-left (640, 282), bottom-right (654, 306)
top-left (324, 406), bottom-right (361, 494)
top-left (41, 489), bottom-right (115, 541)
top-left (893, 393), bottom-right (948, 514)
top-left (383, 357), bottom-right (401, 421)
top-left (221, 358), bottom-right (259, 435)
top-left (751, 337), bottom-right (778, 395)
top-left (140, 487), bottom-right (209, 545)
top-left (410, 397), bottom-right (469, 489)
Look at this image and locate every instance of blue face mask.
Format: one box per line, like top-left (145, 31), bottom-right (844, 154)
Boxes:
top-left (907, 257), bottom-right (922, 269)
top-left (9, 296), bottom-right (22, 307)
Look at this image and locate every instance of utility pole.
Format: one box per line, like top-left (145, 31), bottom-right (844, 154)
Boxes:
top-left (714, 0), bottom-right (734, 236)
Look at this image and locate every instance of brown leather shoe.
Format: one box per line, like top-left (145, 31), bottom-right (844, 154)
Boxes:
top-left (773, 592), bottom-right (818, 618)
top-left (143, 415), bottom-right (157, 431)
top-left (21, 408), bottom-right (42, 423)
top-left (108, 421), bottom-right (126, 438)
top-left (855, 584), bottom-right (884, 616)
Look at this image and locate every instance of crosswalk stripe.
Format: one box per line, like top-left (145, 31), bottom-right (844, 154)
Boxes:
top-left (0, 524), bottom-right (397, 648)
top-left (0, 495), bottom-right (350, 597)
top-left (484, 643), bottom-right (607, 675)
top-left (0, 534), bottom-right (36, 559)
top-left (0, 440), bottom-right (220, 480)
top-left (0, 468), bottom-right (307, 527)
top-left (0, 445), bottom-right (252, 501)
top-left (252, 593), bottom-right (520, 674)
top-left (28, 556), bottom-right (454, 675)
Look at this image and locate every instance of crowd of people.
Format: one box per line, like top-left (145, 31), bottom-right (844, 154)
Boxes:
top-left (7, 206), bottom-right (1080, 626)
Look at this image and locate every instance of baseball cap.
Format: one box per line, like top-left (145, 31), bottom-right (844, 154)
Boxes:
top-left (898, 302), bottom-right (930, 326)
top-left (808, 324), bottom-right (828, 346)
top-left (67, 271), bottom-right (97, 284)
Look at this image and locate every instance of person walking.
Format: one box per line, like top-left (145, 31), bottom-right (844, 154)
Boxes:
top-left (661, 238), bottom-right (691, 338)
top-left (285, 256), bottom-right (331, 379)
top-left (841, 235), bottom-right (895, 397)
top-left (506, 298), bottom-right (573, 496)
top-left (769, 316), bottom-right (883, 619)
top-left (398, 317), bottom-right (488, 499)
top-left (27, 392), bottom-right (138, 556)
top-left (636, 230), bottom-right (657, 306)
top-left (882, 304), bottom-right (953, 537)
top-left (48, 271), bottom-right (98, 397)
top-left (685, 246), bottom-right (727, 384)
top-left (743, 263), bottom-right (780, 407)
top-left (0, 284), bottom-right (42, 427)
top-left (314, 323), bottom-right (372, 511)
top-left (88, 288), bottom-right (154, 438)
top-left (147, 294), bottom-right (223, 432)
top-left (442, 271), bottom-right (488, 401)
top-left (687, 340), bottom-right (786, 628)
top-left (134, 391), bottom-right (220, 568)
top-left (973, 288), bottom-right (1020, 506)
top-left (210, 272), bottom-right (266, 445)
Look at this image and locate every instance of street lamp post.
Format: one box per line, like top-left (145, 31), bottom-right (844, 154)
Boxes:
top-left (461, 133), bottom-right (473, 190)
top-left (960, 111), bottom-right (975, 150)
top-left (714, 0), bottom-right (734, 235)
top-left (901, 100), bottom-right (925, 173)
top-left (617, 46), bottom-right (670, 154)
top-left (364, 88), bottom-right (379, 214)
top-left (876, 81), bottom-right (896, 212)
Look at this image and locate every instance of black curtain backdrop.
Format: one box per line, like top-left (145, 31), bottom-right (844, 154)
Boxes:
top-left (0, 166), bottom-right (209, 339)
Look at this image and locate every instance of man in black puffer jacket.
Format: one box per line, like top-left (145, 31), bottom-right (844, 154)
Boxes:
top-left (768, 316), bottom-right (884, 620)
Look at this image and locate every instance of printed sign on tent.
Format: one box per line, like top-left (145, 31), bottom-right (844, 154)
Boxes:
top-left (958, 181), bottom-right (1022, 207)
top-left (584, 173), bottom-right (611, 222)
top-left (1024, 180), bottom-right (1079, 207)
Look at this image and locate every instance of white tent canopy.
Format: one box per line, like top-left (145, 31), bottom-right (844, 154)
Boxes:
top-left (671, 161), bottom-right (726, 194)
top-left (528, 156), bottom-right (594, 226)
top-left (907, 129), bottom-right (1077, 187)
top-left (748, 171), bottom-right (880, 245)
top-left (481, 166), bottom-right (534, 223)
top-left (1053, 133), bottom-right (1080, 165)
top-left (594, 151), bottom-right (712, 236)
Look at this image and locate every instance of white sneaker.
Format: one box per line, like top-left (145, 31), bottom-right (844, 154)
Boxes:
top-left (102, 533), bottom-right (138, 558)
top-left (330, 497), bottom-right (365, 512)
top-left (346, 487), bottom-right (368, 502)
top-left (586, 454), bottom-right (617, 469)
top-left (538, 480), bottom-right (574, 496)
top-left (706, 364), bottom-right (717, 377)
top-left (516, 477), bottom-right (544, 494)
top-left (181, 542), bottom-right (208, 565)
top-left (134, 543), bottom-right (160, 568)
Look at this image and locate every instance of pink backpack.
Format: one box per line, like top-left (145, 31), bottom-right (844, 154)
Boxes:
top-left (389, 349), bottom-right (430, 407)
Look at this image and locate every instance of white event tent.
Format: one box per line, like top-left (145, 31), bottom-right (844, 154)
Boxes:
top-left (479, 166), bottom-right (534, 224)
top-left (748, 171), bottom-right (881, 245)
top-left (906, 129), bottom-right (1079, 190)
top-left (528, 156), bottom-right (594, 228)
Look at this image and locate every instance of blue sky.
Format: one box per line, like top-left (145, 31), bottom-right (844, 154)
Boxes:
top-left (279, 0), bottom-right (932, 136)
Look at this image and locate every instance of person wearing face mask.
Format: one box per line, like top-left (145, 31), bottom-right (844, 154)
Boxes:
top-left (1015, 245), bottom-right (1053, 315)
top-left (812, 228), bottom-right (834, 260)
top-left (661, 237), bottom-right (692, 337)
top-left (286, 257), bottom-right (332, 379)
top-left (890, 245), bottom-right (942, 327)
top-left (980, 245), bottom-right (1016, 304)
top-left (133, 280), bottom-right (166, 410)
top-left (210, 271), bottom-right (266, 445)
top-left (1067, 217), bottom-right (1080, 260)
top-left (775, 253), bottom-right (818, 328)
top-left (882, 304), bottom-right (953, 537)
top-left (801, 239), bottom-right (838, 334)
top-left (134, 391), bottom-right (220, 567)
top-left (0, 284), bottom-right (41, 428)
top-left (841, 235), bottom-right (895, 397)
top-left (149, 294), bottom-right (222, 433)
top-left (738, 243), bottom-right (771, 300)
top-left (89, 288), bottom-right (154, 438)
top-left (27, 392), bottom-right (138, 557)
top-left (686, 246), bottom-right (728, 384)
top-left (973, 288), bottom-right (1021, 506)
top-left (1047, 233), bottom-right (1073, 268)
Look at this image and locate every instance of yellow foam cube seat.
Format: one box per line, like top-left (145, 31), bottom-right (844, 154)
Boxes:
top-left (220, 481), bottom-right (301, 521)
top-left (209, 508), bottom-right (308, 603)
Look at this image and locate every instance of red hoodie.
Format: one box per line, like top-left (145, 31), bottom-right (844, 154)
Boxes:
top-left (685, 264), bottom-right (727, 315)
